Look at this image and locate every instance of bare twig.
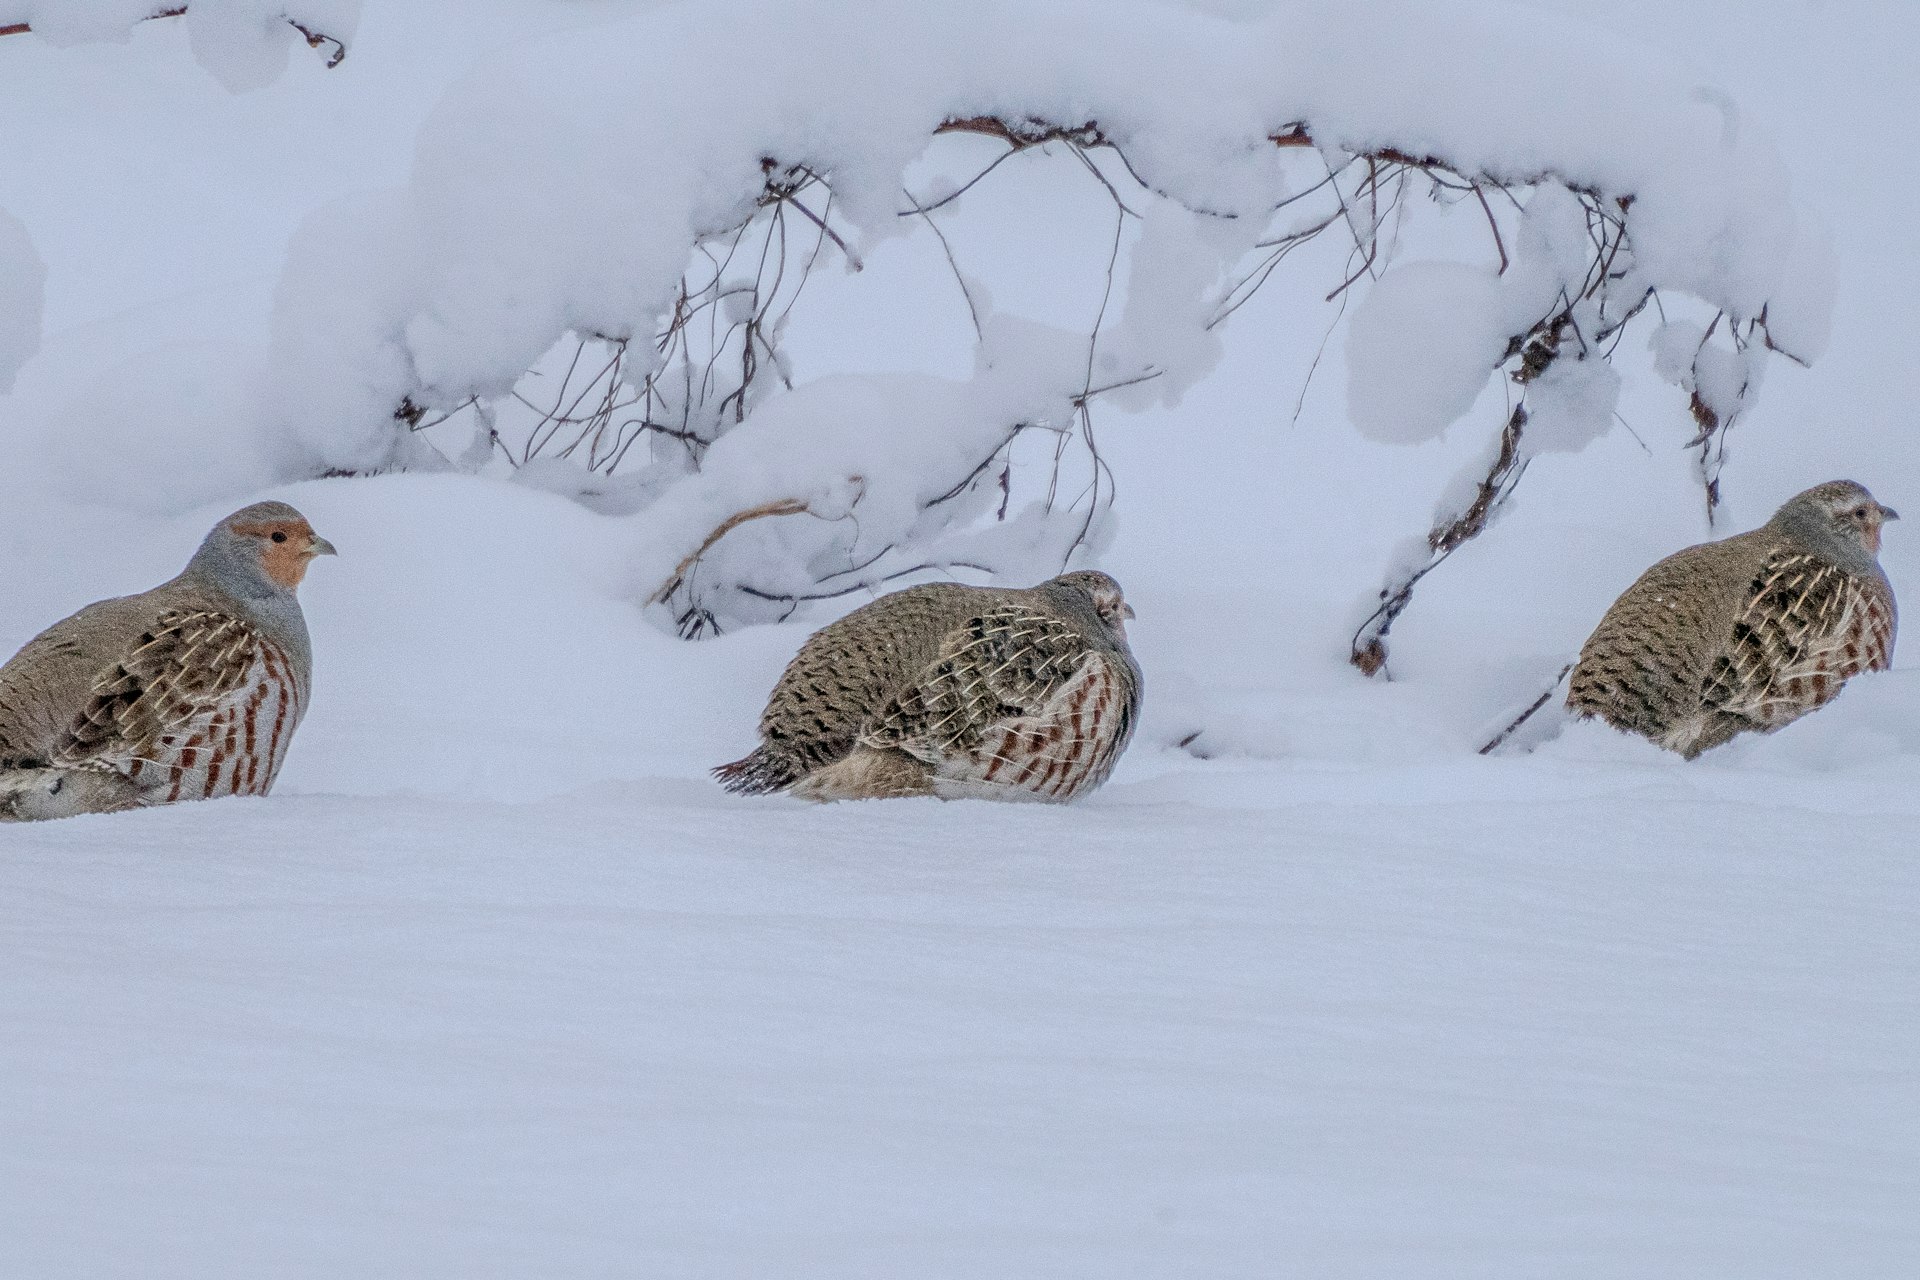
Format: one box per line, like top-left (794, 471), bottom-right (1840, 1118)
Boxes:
top-left (904, 184), bottom-right (984, 342)
top-left (1477, 663), bottom-right (1574, 755)
top-left (897, 147), bottom-right (1023, 218)
top-left (784, 189), bottom-right (862, 271)
top-left (1352, 402), bottom-right (1531, 676)
top-left (1473, 183), bottom-right (1509, 275)
top-left (648, 497), bottom-right (814, 607)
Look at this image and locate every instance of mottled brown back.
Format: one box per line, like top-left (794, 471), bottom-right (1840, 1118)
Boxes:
top-left (1569, 524), bottom-right (1896, 757)
top-left (0, 586), bottom-right (208, 768)
top-left (717, 583), bottom-right (1001, 793)
top-left (716, 576), bottom-right (1140, 799)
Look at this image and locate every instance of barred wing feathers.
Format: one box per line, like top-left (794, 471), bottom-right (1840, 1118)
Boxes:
top-left (865, 605), bottom-right (1138, 801)
top-left (54, 609), bottom-right (304, 801)
top-left (1704, 551), bottom-right (1897, 729)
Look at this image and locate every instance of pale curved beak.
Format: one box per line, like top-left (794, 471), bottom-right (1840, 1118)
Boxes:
top-left (1122, 601), bottom-right (1137, 620)
top-left (1879, 504), bottom-right (1900, 522)
top-left (307, 533), bottom-right (339, 558)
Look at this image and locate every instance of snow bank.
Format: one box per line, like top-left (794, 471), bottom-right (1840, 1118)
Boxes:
top-left (0, 206), bottom-right (42, 393)
top-left (5, 760), bottom-right (1917, 1277)
top-left (21, 342), bottom-right (285, 515)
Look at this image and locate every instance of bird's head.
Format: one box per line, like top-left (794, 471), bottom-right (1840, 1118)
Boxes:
top-left (1776, 480), bottom-right (1899, 557)
top-left (189, 501), bottom-right (338, 598)
top-left (1052, 570), bottom-right (1135, 637)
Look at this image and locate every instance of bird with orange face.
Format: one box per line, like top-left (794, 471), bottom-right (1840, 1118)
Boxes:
top-left (0, 501), bottom-right (336, 820)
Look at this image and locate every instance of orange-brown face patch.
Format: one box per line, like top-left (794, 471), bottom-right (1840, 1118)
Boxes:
top-left (233, 519), bottom-right (317, 589)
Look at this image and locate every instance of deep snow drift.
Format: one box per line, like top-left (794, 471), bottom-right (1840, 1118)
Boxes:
top-left (2, 1), bottom-right (1917, 1276)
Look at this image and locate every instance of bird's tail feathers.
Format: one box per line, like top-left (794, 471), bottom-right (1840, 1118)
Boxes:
top-left (711, 747), bottom-right (797, 795)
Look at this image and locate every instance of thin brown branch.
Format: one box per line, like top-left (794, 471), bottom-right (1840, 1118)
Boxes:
top-left (1351, 403), bottom-right (1531, 676)
top-left (935, 116), bottom-right (1110, 151)
top-left (3, 7), bottom-right (348, 67)
top-left (904, 185), bottom-right (983, 342)
top-left (738, 558), bottom-right (999, 612)
top-left (1477, 663), bottom-right (1573, 755)
top-left (648, 497), bottom-right (815, 606)
top-left (898, 147), bottom-right (1023, 219)
top-left (1473, 183), bottom-right (1509, 274)
top-left (783, 188), bottom-right (862, 271)
top-left (927, 424), bottom-right (1033, 506)
top-left (287, 19), bottom-right (346, 68)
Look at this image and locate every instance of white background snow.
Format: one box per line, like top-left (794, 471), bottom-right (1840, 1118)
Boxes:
top-left (2, 1), bottom-right (1916, 1275)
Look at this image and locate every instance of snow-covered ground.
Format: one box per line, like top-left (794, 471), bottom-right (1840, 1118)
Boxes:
top-left (3, 2), bottom-right (1917, 1275)
top-left (10, 762), bottom-right (1918, 1276)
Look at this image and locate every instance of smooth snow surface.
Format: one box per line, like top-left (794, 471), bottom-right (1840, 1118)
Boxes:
top-left (8, 772), bottom-right (1918, 1277)
top-left (2, 1), bottom-right (1917, 1275)
top-left (0, 206), bottom-right (42, 392)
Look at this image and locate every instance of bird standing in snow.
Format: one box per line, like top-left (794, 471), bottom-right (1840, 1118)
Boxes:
top-left (716, 571), bottom-right (1141, 802)
top-left (0, 501), bottom-right (336, 820)
top-left (1568, 480), bottom-right (1897, 758)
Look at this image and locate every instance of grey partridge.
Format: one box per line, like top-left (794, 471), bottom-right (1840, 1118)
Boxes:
top-left (0, 501), bottom-right (336, 820)
top-left (1568, 480), bottom-right (1897, 758)
top-left (717, 570), bottom-right (1142, 802)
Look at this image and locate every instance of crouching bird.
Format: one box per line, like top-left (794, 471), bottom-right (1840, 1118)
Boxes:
top-left (716, 571), bottom-right (1141, 802)
top-left (0, 501), bottom-right (336, 820)
top-left (1568, 480), bottom-right (1897, 758)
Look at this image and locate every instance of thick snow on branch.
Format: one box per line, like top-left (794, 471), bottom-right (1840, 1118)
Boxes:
top-left (638, 317), bottom-right (1093, 637)
top-left (0, 207), bottom-right (44, 394)
top-left (259, 0), bottom-right (1831, 636)
top-left (0, 0), bottom-right (357, 89)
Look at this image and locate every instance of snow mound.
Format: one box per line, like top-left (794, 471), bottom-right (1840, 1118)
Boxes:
top-left (0, 206), bottom-right (41, 393)
top-left (21, 342), bottom-right (284, 515)
top-left (1346, 261), bottom-right (1507, 444)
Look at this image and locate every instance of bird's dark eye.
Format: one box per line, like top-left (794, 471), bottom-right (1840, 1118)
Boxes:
top-left (270, 531), bottom-right (288, 543)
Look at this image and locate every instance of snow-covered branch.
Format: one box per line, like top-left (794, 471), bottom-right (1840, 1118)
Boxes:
top-left (258, 0), bottom-right (1831, 653)
top-left (0, 1), bottom-right (356, 89)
